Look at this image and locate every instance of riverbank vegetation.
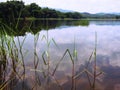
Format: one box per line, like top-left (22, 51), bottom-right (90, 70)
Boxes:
top-left (0, 1), bottom-right (83, 23)
top-left (0, 0), bottom-right (120, 25)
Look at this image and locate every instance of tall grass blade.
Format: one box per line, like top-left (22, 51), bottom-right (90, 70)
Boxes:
top-left (52, 49), bottom-right (73, 76)
top-left (42, 51), bottom-right (47, 65)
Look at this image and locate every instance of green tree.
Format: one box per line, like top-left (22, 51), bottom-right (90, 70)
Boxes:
top-left (26, 3), bottom-right (41, 17)
top-left (0, 0), bottom-right (24, 24)
top-left (0, 0), bottom-right (83, 20)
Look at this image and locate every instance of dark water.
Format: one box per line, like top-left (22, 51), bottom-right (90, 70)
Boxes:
top-left (1, 20), bottom-right (120, 90)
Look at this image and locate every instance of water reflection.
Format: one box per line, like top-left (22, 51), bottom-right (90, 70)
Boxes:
top-left (21, 21), bottom-right (120, 89)
top-left (0, 20), bottom-right (89, 36)
top-left (0, 20), bottom-right (120, 90)
top-left (90, 20), bottom-right (120, 25)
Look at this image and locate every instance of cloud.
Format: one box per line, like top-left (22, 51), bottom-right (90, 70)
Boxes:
top-left (36, 0), bottom-right (120, 13)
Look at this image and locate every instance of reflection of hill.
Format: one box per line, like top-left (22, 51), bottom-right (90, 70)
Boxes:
top-left (102, 66), bottom-right (120, 90)
top-left (0, 20), bottom-right (89, 36)
top-left (90, 20), bottom-right (120, 25)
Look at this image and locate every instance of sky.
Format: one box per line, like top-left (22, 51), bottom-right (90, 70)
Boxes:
top-left (0, 0), bottom-right (120, 14)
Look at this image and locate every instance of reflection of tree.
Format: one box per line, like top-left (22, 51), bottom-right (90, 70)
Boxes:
top-left (0, 20), bottom-right (89, 36)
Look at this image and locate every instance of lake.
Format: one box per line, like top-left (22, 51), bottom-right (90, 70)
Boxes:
top-left (1, 20), bottom-right (120, 90)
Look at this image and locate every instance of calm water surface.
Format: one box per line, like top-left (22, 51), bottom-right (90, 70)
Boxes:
top-left (22, 21), bottom-right (120, 66)
top-left (14, 20), bottom-right (120, 90)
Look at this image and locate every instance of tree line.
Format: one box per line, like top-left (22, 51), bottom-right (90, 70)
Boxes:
top-left (0, 0), bottom-right (119, 24)
top-left (0, 0), bottom-right (83, 22)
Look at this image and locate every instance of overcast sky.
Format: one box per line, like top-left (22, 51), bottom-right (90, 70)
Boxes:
top-left (0, 0), bottom-right (120, 13)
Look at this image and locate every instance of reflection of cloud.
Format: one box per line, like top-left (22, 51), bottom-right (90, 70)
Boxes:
top-left (16, 22), bottom-right (120, 68)
top-left (13, 21), bottom-right (120, 89)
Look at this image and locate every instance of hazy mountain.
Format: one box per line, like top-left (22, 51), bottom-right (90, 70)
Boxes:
top-left (80, 12), bottom-right (120, 18)
top-left (109, 13), bottom-right (120, 15)
top-left (55, 8), bottom-right (75, 12)
top-left (54, 8), bottom-right (120, 16)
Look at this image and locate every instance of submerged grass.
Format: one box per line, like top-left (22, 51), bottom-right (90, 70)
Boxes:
top-left (0, 17), bottom-right (29, 89)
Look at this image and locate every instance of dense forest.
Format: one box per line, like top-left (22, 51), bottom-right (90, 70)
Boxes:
top-left (0, 0), bottom-right (83, 22)
top-left (0, 0), bottom-right (120, 24)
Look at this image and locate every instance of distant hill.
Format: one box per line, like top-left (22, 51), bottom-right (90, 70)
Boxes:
top-left (54, 8), bottom-right (120, 19)
top-left (80, 12), bottom-right (120, 19)
top-left (55, 8), bottom-right (75, 12)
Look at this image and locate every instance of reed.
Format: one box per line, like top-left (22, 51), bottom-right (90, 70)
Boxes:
top-left (52, 36), bottom-right (78, 90)
top-left (0, 17), bottom-right (28, 90)
top-left (0, 28), bottom-right (20, 90)
top-left (41, 29), bottom-right (59, 88)
top-left (0, 16), bottom-right (102, 90)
